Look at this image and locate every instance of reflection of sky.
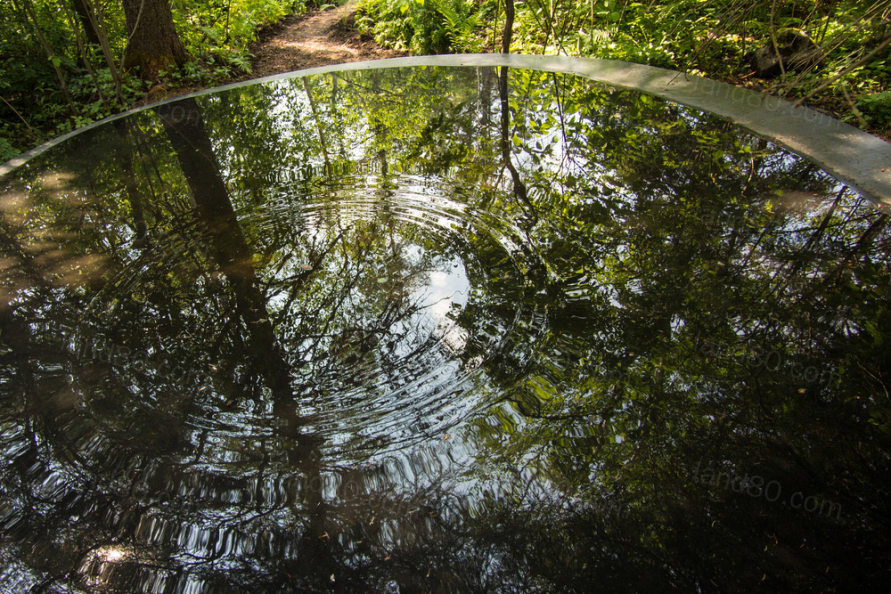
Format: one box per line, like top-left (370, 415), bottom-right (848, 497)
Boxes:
top-left (6, 66), bottom-right (882, 593)
top-left (418, 261), bottom-right (468, 318)
top-left (418, 259), bottom-right (470, 354)
top-left (426, 267), bottom-right (467, 318)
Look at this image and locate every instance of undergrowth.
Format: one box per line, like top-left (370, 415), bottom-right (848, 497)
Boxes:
top-left (356, 0), bottom-right (891, 138)
top-left (1, 0), bottom-right (326, 162)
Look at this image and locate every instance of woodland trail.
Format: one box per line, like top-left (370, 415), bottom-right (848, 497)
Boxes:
top-left (246, 0), bottom-right (402, 77)
top-left (142, 1), bottom-right (402, 105)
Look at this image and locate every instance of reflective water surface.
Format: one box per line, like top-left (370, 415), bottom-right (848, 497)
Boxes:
top-left (1, 66), bottom-right (890, 592)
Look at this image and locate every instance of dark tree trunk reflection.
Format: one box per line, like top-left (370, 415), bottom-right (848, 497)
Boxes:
top-left (498, 66), bottom-right (537, 225)
top-left (113, 119), bottom-right (148, 247)
top-left (155, 98), bottom-right (293, 403)
top-left (154, 98), bottom-right (341, 586)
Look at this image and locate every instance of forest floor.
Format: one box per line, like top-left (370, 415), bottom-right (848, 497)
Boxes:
top-left (243, 0), bottom-right (402, 76)
top-left (138, 0), bottom-right (403, 107)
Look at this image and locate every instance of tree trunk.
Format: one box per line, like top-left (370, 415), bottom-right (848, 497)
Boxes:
top-left (498, 66), bottom-right (536, 224)
top-left (121, 0), bottom-right (188, 81)
top-left (62, 0), bottom-right (103, 101)
top-left (302, 78), bottom-right (331, 172)
top-left (155, 98), bottom-right (293, 403)
top-left (71, 0), bottom-right (101, 46)
top-left (112, 120), bottom-right (149, 247)
top-left (502, 0), bottom-right (514, 54)
top-left (86, 0), bottom-right (127, 105)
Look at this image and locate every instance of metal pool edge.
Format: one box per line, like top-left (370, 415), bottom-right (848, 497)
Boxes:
top-left (3, 53), bottom-right (890, 210)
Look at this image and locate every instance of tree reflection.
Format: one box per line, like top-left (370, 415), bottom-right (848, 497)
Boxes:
top-left (1, 65), bottom-right (890, 591)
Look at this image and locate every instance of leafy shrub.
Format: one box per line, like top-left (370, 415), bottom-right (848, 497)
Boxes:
top-left (0, 136), bottom-right (17, 163)
top-left (357, 0), bottom-right (485, 54)
top-left (857, 91), bottom-right (891, 129)
top-left (356, 0), bottom-right (890, 136)
top-left (0, 1), bottom-right (319, 161)
top-left (172, 0), bottom-right (313, 73)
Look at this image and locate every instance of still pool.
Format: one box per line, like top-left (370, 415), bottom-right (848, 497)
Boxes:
top-left (1, 61), bottom-right (890, 591)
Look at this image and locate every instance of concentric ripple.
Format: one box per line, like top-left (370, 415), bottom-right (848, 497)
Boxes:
top-left (5, 65), bottom-right (887, 592)
top-left (2, 165), bottom-right (553, 589)
top-left (69, 170), bottom-right (549, 478)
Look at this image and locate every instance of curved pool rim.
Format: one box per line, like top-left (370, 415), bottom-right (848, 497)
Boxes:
top-left (3, 53), bottom-right (890, 209)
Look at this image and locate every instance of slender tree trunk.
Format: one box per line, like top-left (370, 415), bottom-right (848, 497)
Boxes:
top-left (15, 0), bottom-right (77, 120)
top-left (502, 0), bottom-right (515, 53)
top-left (156, 98), bottom-right (293, 403)
top-left (303, 78), bottom-right (331, 172)
top-left (330, 74), bottom-right (347, 155)
top-left (498, 66), bottom-right (536, 223)
top-left (121, 0), bottom-right (188, 81)
top-left (62, 0), bottom-right (103, 101)
top-left (71, 0), bottom-right (101, 46)
top-left (112, 120), bottom-right (149, 247)
top-left (0, 95), bottom-right (34, 133)
top-left (79, 0), bottom-right (126, 105)
top-left (478, 67), bottom-right (494, 129)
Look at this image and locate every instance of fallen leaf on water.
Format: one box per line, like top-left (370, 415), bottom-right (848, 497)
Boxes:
top-left (299, 264), bottom-right (312, 270)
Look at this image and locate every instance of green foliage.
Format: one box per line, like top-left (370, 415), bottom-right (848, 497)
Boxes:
top-left (0, 0), bottom-right (319, 163)
top-left (857, 91), bottom-right (891, 128)
top-left (357, 0), bottom-right (487, 53)
top-left (0, 136), bottom-right (16, 162)
top-left (2, 0), bottom-right (887, 165)
top-left (358, 0), bottom-right (891, 137)
top-left (172, 0), bottom-right (311, 73)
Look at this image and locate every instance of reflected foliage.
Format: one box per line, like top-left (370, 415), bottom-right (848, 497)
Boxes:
top-left (1, 65), bottom-right (890, 591)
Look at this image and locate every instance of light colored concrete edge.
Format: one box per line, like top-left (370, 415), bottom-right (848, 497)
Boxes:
top-left (3, 53), bottom-right (889, 211)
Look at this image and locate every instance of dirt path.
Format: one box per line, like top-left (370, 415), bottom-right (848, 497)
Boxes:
top-left (142, 1), bottom-right (401, 105)
top-left (247, 0), bottom-right (402, 76)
